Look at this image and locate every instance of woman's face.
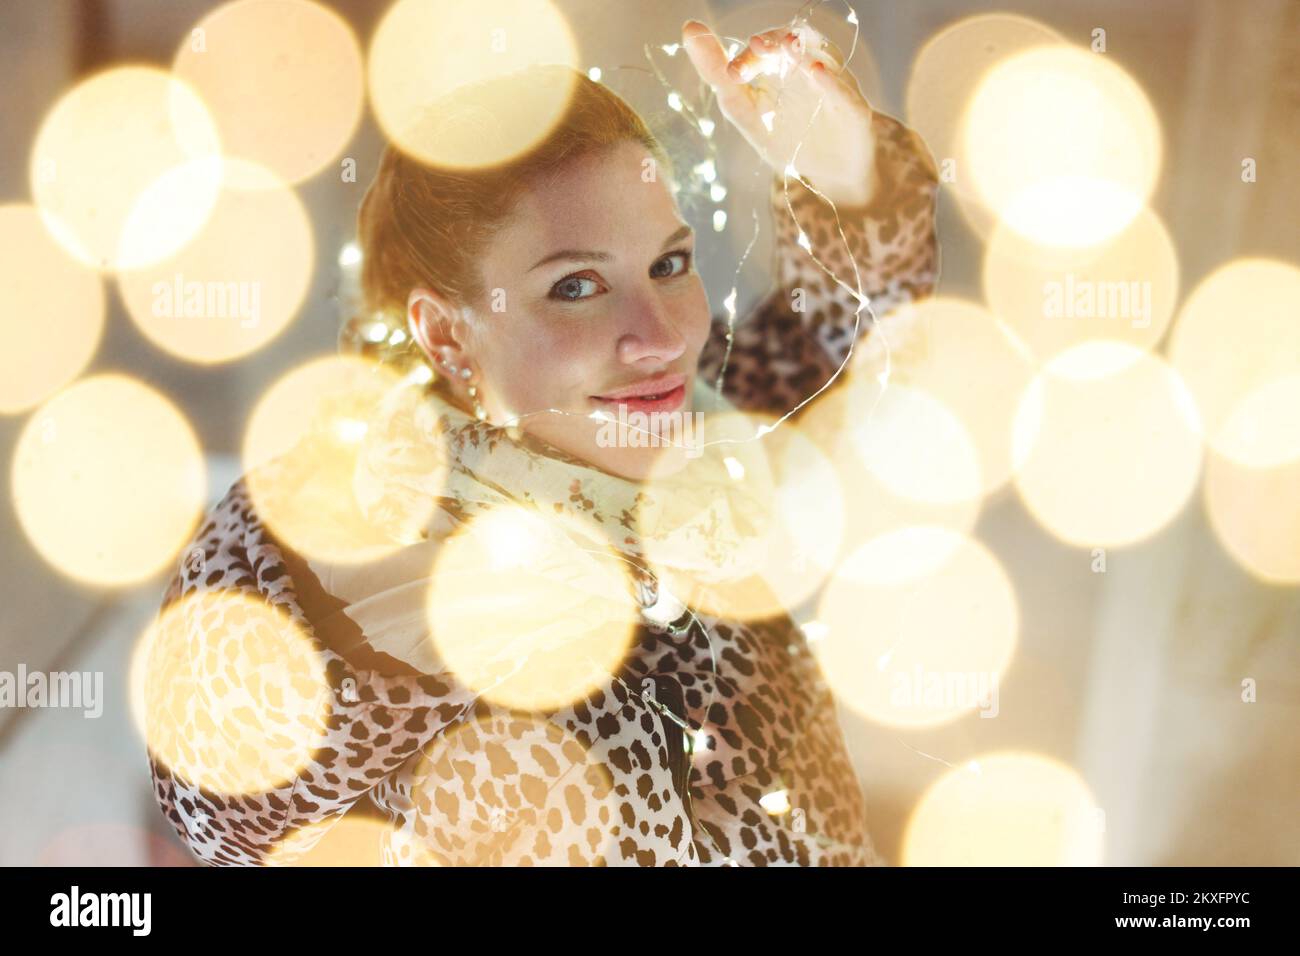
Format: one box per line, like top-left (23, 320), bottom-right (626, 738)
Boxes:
top-left (422, 141), bottom-right (712, 480)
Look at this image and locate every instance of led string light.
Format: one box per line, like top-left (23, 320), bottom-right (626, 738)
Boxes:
top-left (643, 5), bottom-right (934, 854)
top-left (641, 0), bottom-right (892, 445)
top-left (575, 546), bottom-right (850, 864)
top-left (638, 32), bottom-right (762, 416)
top-left (592, 547), bottom-right (735, 863)
top-left (897, 739), bottom-right (968, 773)
top-left (772, 2), bottom-right (901, 416)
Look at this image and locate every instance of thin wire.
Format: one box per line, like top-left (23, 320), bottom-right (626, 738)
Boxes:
top-left (481, 0), bottom-right (892, 452)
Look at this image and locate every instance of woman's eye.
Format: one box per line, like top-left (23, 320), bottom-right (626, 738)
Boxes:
top-left (650, 251), bottom-right (691, 279)
top-left (549, 252), bottom-right (689, 301)
top-left (550, 275), bottom-right (601, 301)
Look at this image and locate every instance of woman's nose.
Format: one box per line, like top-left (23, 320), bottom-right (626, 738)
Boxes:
top-left (616, 294), bottom-right (688, 366)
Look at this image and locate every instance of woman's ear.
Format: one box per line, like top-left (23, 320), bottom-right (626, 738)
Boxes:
top-left (407, 287), bottom-right (470, 374)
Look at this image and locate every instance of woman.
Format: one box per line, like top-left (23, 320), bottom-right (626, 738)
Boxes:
top-left (145, 19), bottom-right (938, 866)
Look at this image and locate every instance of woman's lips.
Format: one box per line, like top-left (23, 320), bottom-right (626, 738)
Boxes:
top-left (590, 375), bottom-right (687, 415)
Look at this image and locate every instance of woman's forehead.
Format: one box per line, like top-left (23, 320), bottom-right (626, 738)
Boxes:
top-left (496, 143), bottom-right (684, 260)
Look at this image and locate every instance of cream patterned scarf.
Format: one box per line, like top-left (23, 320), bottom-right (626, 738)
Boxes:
top-left (299, 372), bottom-right (778, 673)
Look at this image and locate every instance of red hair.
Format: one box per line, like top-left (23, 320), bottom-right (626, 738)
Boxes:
top-left (344, 65), bottom-right (669, 370)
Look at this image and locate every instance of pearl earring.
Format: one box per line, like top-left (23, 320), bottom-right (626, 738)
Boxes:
top-left (458, 366), bottom-right (487, 421)
top-left (466, 383), bottom-right (487, 421)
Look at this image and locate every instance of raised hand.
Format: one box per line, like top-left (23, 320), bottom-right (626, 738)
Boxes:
top-left (681, 18), bottom-right (878, 207)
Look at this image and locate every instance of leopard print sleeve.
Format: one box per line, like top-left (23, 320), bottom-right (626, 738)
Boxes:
top-left (145, 478), bottom-right (478, 866)
top-left (698, 110), bottom-right (939, 418)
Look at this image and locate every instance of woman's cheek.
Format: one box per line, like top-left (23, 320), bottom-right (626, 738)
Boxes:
top-left (680, 279), bottom-right (713, 352)
top-left (489, 319), bottom-right (601, 411)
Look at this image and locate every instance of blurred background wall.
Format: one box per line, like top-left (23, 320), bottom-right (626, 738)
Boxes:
top-left (0, 0), bottom-right (1296, 865)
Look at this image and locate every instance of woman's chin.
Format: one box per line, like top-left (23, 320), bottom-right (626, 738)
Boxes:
top-left (590, 442), bottom-right (690, 481)
top-left (537, 428), bottom-right (691, 482)
top-left (514, 401), bottom-right (698, 481)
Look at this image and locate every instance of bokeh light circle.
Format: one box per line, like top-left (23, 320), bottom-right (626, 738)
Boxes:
top-left (906, 13), bottom-right (1064, 237)
top-left (658, 417), bottom-right (851, 623)
top-left (961, 45), bottom-right (1162, 247)
top-left (814, 526), bottom-right (1019, 728)
top-left (1012, 343), bottom-right (1202, 548)
top-left (1169, 258), bottom-right (1300, 468)
top-left (0, 204), bottom-right (104, 414)
top-left (1204, 451), bottom-right (1300, 584)
top-left (798, 375), bottom-right (984, 564)
top-left (142, 589), bottom-right (331, 796)
top-left (426, 504), bottom-right (640, 712)
top-left (403, 713), bottom-right (619, 864)
top-left (29, 66), bottom-right (223, 270)
top-left (12, 374), bottom-right (206, 587)
top-left (984, 207), bottom-right (1180, 365)
top-left (173, 0), bottom-right (365, 186)
top-left (266, 815), bottom-right (433, 866)
top-left (368, 0), bottom-right (580, 169)
top-left (875, 298), bottom-right (1037, 496)
top-left (634, 409), bottom-right (787, 622)
top-left (243, 356), bottom-right (439, 565)
top-left (117, 159), bottom-right (314, 364)
top-left (903, 751), bottom-right (1104, 865)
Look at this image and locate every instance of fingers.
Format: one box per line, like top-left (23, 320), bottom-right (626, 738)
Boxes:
top-left (681, 20), bottom-right (733, 89)
top-left (808, 58), bottom-right (867, 112)
top-left (726, 25), bottom-right (845, 84)
top-left (682, 20), bottom-right (760, 126)
top-left (780, 29), bottom-right (871, 115)
top-left (680, 18), bottom-right (870, 142)
top-left (685, 18), bottom-right (844, 85)
top-left (793, 25), bottom-right (848, 74)
top-left (727, 28), bottom-right (787, 82)
top-left (782, 27), bottom-right (841, 75)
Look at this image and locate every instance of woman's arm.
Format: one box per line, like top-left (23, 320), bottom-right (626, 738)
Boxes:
top-left (146, 478), bottom-right (477, 865)
top-left (148, 479), bottom-right (699, 866)
top-left (683, 20), bottom-right (939, 418)
top-left (698, 109), bottom-right (939, 418)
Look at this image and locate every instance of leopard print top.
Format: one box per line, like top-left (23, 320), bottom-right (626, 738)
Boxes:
top-left (146, 111), bottom-right (938, 866)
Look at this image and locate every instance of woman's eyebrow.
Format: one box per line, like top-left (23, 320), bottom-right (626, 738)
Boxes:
top-left (527, 225), bottom-right (695, 273)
